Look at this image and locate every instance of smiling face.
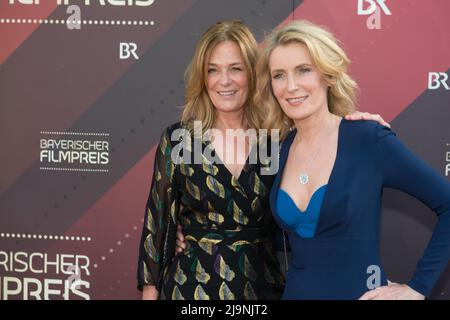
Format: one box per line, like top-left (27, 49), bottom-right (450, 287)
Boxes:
top-left (269, 42), bottom-right (329, 121)
top-left (206, 41), bottom-right (249, 114)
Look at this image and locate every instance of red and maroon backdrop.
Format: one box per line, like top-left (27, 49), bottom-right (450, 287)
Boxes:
top-left (0, 0), bottom-right (449, 300)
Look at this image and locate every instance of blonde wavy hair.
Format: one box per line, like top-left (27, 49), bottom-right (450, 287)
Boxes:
top-left (255, 20), bottom-right (358, 140)
top-left (181, 20), bottom-right (263, 132)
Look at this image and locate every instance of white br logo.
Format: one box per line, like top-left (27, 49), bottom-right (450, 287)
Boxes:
top-left (357, 0), bottom-right (392, 30)
top-left (120, 42), bottom-right (139, 60)
top-left (357, 0), bottom-right (392, 15)
top-left (428, 72), bottom-right (450, 90)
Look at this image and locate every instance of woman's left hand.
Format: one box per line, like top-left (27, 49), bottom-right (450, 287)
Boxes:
top-left (345, 111), bottom-right (391, 128)
top-left (359, 283), bottom-right (425, 300)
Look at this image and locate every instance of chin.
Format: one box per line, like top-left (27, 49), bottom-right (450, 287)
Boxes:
top-left (284, 109), bottom-right (310, 121)
top-left (216, 104), bottom-right (245, 113)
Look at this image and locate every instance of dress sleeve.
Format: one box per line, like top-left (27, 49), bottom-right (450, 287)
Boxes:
top-left (137, 128), bottom-right (179, 291)
top-left (376, 125), bottom-right (450, 297)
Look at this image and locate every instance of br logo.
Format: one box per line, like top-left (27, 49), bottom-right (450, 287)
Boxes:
top-left (428, 72), bottom-right (450, 90)
top-left (357, 0), bottom-right (392, 30)
top-left (120, 43), bottom-right (139, 60)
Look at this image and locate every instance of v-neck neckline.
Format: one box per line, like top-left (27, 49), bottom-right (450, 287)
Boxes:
top-left (279, 184), bottom-right (328, 214)
top-left (279, 117), bottom-right (344, 219)
top-left (202, 138), bottom-right (257, 182)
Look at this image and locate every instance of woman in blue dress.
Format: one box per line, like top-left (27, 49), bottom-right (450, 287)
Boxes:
top-left (255, 20), bottom-right (450, 300)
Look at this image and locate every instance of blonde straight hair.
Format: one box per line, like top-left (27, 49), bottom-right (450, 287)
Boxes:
top-left (255, 20), bottom-right (358, 140)
top-left (182, 20), bottom-right (263, 132)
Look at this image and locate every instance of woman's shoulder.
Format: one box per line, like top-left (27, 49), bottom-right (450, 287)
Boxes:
top-left (156, 122), bottom-right (187, 150)
top-left (159, 121), bottom-right (191, 139)
top-left (343, 118), bottom-right (391, 136)
top-left (342, 119), bottom-right (396, 150)
top-left (162, 121), bottom-right (185, 134)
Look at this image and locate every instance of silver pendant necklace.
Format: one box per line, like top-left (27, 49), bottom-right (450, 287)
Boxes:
top-left (299, 173), bottom-right (309, 185)
top-left (297, 135), bottom-right (324, 185)
top-left (296, 117), bottom-right (338, 185)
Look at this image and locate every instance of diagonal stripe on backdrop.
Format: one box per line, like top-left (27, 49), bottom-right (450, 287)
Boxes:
top-left (0, 0), bottom-right (195, 194)
top-left (0, 1), bottom-right (58, 64)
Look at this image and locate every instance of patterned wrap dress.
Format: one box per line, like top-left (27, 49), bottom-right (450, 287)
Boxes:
top-left (137, 122), bottom-right (285, 300)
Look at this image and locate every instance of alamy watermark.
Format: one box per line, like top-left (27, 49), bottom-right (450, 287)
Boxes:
top-left (367, 264), bottom-right (381, 290)
top-left (169, 121), bottom-right (280, 176)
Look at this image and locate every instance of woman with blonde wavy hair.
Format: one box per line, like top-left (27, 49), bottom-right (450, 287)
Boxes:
top-left (138, 20), bottom-right (388, 300)
top-left (256, 20), bottom-right (450, 300)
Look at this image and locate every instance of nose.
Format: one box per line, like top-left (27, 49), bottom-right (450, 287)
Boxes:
top-left (219, 71), bottom-right (232, 86)
top-left (287, 73), bottom-right (298, 92)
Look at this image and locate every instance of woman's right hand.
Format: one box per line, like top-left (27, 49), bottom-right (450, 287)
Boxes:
top-left (142, 285), bottom-right (158, 300)
top-left (175, 225), bottom-right (186, 254)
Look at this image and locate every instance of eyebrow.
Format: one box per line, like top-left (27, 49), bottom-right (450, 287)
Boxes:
top-left (270, 63), bottom-right (312, 74)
